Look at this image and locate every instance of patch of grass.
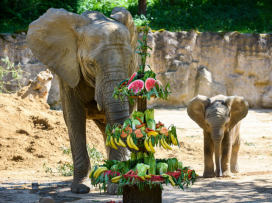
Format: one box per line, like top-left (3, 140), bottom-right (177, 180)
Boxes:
top-left (244, 141), bottom-right (257, 146)
top-left (43, 163), bottom-right (52, 174)
top-left (43, 144), bottom-right (105, 176)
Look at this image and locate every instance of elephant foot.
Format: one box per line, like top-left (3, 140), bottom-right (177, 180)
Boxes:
top-left (203, 171), bottom-right (216, 178)
top-left (222, 170), bottom-right (232, 177)
top-left (231, 164), bottom-right (239, 173)
top-left (71, 178), bottom-right (91, 194)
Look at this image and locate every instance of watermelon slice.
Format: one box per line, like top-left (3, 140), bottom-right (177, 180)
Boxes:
top-left (127, 72), bottom-right (137, 86)
top-left (118, 79), bottom-right (128, 89)
top-left (128, 80), bottom-right (144, 94)
top-left (145, 78), bottom-right (161, 92)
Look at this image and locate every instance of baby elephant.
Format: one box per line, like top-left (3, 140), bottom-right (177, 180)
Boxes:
top-left (187, 95), bottom-right (249, 178)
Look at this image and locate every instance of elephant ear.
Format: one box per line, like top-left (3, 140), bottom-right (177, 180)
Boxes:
top-left (110, 7), bottom-right (138, 50)
top-left (27, 8), bottom-right (92, 88)
top-left (225, 96), bottom-right (249, 130)
top-left (187, 95), bottom-right (211, 129)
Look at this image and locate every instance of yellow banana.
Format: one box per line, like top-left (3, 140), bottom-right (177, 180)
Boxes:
top-left (93, 167), bottom-right (107, 178)
top-left (147, 131), bottom-right (159, 137)
top-left (169, 176), bottom-right (175, 187)
top-left (130, 136), bottom-right (139, 150)
top-left (127, 135), bottom-right (133, 149)
top-left (149, 138), bottom-right (155, 153)
top-left (95, 168), bottom-right (108, 179)
top-left (111, 175), bottom-right (122, 181)
top-left (114, 137), bottom-right (122, 146)
top-left (106, 136), bottom-right (110, 147)
top-left (89, 168), bottom-right (95, 178)
top-left (144, 137), bottom-right (151, 151)
top-left (110, 136), bottom-right (118, 150)
top-left (163, 137), bottom-right (172, 150)
top-left (160, 137), bottom-right (168, 149)
top-left (138, 175), bottom-right (145, 181)
top-left (111, 179), bottom-right (120, 183)
top-left (170, 133), bottom-right (177, 146)
top-left (144, 175), bottom-right (151, 179)
top-left (118, 138), bottom-right (126, 147)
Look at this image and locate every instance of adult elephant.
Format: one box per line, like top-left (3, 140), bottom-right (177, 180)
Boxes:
top-left (27, 7), bottom-right (138, 193)
top-left (187, 95), bottom-right (248, 178)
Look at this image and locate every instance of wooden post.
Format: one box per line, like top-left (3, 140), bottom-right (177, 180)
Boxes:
top-left (137, 97), bottom-right (147, 113)
top-left (123, 183), bottom-right (162, 203)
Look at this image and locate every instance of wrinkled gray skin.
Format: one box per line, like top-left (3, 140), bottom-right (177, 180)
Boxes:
top-left (187, 95), bottom-right (249, 178)
top-left (27, 7), bottom-right (138, 193)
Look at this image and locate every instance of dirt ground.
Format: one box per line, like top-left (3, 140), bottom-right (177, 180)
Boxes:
top-left (0, 94), bottom-right (272, 202)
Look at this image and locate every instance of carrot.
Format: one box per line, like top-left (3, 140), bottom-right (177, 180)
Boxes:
top-left (131, 171), bottom-right (135, 175)
top-left (135, 129), bottom-right (144, 138)
top-left (136, 117), bottom-right (143, 124)
top-left (145, 128), bottom-right (149, 133)
top-left (146, 127), bottom-right (155, 131)
top-left (125, 170), bottom-right (133, 175)
top-left (158, 122), bottom-right (164, 126)
top-left (136, 170), bottom-right (138, 175)
top-left (121, 127), bottom-right (132, 138)
top-left (156, 124), bottom-right (160, 128)
top-left (136, 124), bottom-right (146, 128)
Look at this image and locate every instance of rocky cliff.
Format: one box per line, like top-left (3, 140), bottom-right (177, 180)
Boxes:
top-left (1, 30), bottom-right (272, 108)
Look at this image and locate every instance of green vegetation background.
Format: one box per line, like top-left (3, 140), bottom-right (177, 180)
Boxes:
top-left (1, 0), bottom-right (272, 33)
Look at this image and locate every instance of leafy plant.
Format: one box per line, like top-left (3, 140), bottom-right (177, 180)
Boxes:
top-left (43, 162), bottom-right (52, 174)
top-left (244, 141), bottom-right (257, 146)
top-left (0, 56), bottom-right (30, 93)
top-left (43, 144), bottom-right (105, 176)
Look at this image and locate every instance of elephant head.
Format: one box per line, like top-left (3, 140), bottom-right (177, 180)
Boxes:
top-left (187, 95), bottom-right (249, 176)
top-left (27, 7), bottom-right (137, 124)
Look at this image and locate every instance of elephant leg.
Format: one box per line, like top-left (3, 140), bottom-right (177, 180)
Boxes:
top-left (231, 134), bottom-right (240, 173)
top-left (93, 119), bottom-right (129, 161)
top-left (221, 133), bottom-right (232, 177)
top-left (60, 81), bottom-right (91, 194)
top-left (203, 131), bottom-right (215, 178)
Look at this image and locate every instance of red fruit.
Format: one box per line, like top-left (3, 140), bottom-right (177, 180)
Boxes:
top-left (128, 80), bottom-right (144, 94)
top-left (145, 78), bottom-right (161, 92)
top-left (127, 72), bottom-right (138, 86)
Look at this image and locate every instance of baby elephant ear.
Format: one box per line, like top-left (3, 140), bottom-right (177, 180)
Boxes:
top-left (187, 95), bottom-right (211, 129)
top-left (27, 8), bottom-right (92, 88)
top-left (110, 7), bottom-right (138, 50)
top-left (225, 96), bottom-right (249, 130)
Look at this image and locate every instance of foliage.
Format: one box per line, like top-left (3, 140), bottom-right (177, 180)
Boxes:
top-left (43, 162), bottom-right (52, 174)
top-left (43, 144), bottom-right (105, 176)
top-left (0, 56), bottom-right (30, 93)
top-left (2, 0), bottom-right (272, 33)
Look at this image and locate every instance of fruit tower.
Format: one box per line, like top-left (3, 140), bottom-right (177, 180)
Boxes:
top-left (90, 25), bottom-right (197, 203)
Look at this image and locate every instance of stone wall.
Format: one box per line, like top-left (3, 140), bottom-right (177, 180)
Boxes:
top-left (1, 31), bottom-right (272, 109)
top-left (0, 33), bottom-right (61, 109)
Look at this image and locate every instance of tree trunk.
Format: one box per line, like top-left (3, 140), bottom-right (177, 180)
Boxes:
top-left (138, 0), bottom-right (147, 16)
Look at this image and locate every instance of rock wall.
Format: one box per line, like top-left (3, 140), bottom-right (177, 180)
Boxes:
top-left (146, 31), bottom-right (272, 108)
top-left (1, 31), bottom-right (272, 108)
top-left (0, 33), bottom-right (61, 109)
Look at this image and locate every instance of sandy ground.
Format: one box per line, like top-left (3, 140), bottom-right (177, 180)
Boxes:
top-left (1, 104), bottom-right (272, 202)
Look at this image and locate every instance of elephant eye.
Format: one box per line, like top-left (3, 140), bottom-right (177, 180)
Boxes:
top-left (89, 62), bottom-right (94, 66)
top-left (206, 123), bottom-right (209, 127)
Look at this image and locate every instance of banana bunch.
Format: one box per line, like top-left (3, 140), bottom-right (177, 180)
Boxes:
top-left (127, 134), bottom-right (139, 150)
top-left (160, 137), bottom-right (172, 150)
top-left (92, 167), bottom-right (109, 179)
top-left (162, 174), bottom-right (175, 187)
top-left (170, 133), bottom-right (178, 146)
top-left (111, 175), bottom-right (122, 183)
top-left (107, 136), bottom-right (126, 149)
top-left (144, 137), bottom-right (155, 153)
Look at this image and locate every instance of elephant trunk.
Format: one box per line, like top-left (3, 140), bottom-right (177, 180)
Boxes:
top-left (211, 128), bottom-right (224, 177)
